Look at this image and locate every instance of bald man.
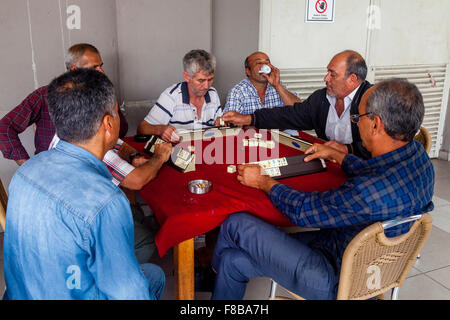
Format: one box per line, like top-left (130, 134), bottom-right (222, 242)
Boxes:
top-left (223, 50), bottom-right (373, 159)
top-left (224, 51), bottom-right (301, 114)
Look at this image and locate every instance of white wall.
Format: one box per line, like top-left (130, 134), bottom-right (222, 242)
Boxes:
top-left (259, 0), bottom-right (450, 157)
top-left (0, 0), bottom-right (120, 190)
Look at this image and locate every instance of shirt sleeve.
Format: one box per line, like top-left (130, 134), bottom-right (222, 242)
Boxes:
top-left (223, 87), bottom-right (244, 114)
top-left (102, 150), bottom-right (135, 186)
top-left (0, 87), bottom-right (46, 160)
top-left (144, 90), bottom-right (174, 125)
top-left (86, 194), bottom-right (153, 300)
top-left (268, 181), bottom-right (371, 229)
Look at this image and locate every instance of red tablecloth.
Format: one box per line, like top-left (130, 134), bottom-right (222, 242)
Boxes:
top-left (124, 130), bottom-right (347, 257)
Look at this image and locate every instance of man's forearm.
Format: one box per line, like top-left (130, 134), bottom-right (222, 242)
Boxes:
top-left (275, 85), bottom-right (301, 106)
top-left (120, 155), bottom-right (166, 190)
top-left (137, 121), bottom-right (164, 136)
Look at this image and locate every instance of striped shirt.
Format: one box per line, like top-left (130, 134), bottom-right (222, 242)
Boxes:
top-left (49, 136), bottom-right (133, 186)
top-left (268, 140), bottom-right (435, 270)
top-left (144, 82), bottom-right (222, 130)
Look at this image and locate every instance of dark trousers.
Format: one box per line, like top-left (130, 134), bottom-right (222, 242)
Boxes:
top-left (131, 204), bottom-right (158, 264)
top-left (211, 213), bottom-right (338, 300)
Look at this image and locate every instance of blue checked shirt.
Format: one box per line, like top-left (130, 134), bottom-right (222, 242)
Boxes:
top-left (268, 140), bottom-right (435, 270)
top-left (224, 78), bottom-right (296, 114)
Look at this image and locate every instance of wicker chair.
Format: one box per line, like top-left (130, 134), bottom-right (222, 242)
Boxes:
top-left (414, 127), bottom-right (432, 154)
top-left (0, 178), bottom-right (8, 232)
top-left (269, 213), bottom-right (433, 300)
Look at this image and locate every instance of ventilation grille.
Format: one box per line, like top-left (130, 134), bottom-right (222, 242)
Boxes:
top-left (373, 63), bottom-right (448, 158)
top-left (280, 68), bottom-right (327, 101)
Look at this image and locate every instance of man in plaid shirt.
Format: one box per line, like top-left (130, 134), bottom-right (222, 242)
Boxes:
top-left (223, 51), bottom-right (301, 115)
top-left (211, 79), bottom-right (435, 300)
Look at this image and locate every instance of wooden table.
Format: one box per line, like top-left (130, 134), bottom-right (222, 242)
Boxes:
top-left (124, 130), bottom-right (347, 299)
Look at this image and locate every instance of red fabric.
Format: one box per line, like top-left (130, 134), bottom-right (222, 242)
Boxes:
top-left (124, 130), bottom-right (348, 257)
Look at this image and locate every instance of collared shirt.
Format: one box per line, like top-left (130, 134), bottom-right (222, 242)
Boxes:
top-left (49, 135), bottom-right (134, 186)
top-left (144, 82), bottom-right (222, 130)
top-left (268, 140), bottom-right (435, 271)
top-left (224, 78), bottom-right (294, 115)
top-left (224, 78), bottom-right (299, 135)
top-left (325, 85), bottom-right (360, 144)
top-left (0, 86), bottom-right (54, 160)
top-left (3, 140), bottom-right (152, 299)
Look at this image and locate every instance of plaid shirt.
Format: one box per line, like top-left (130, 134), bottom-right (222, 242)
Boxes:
top-left (268, 140), bottom-right (435, 271)
top-left (224, 78), bottom-right (295, 115)
top-left (0, 86), bottom-right (54, 160)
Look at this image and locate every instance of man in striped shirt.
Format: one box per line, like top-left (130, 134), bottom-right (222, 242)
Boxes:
top-left (211, 79), bottom-right (435, 300)
top-left (138, 49), bottom-right (222, 143)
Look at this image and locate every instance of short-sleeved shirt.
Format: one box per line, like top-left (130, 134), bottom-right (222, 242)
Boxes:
top-left (223, 78), bottom-right (294, 115)
top-left (144, 82), bottom-right (222, 130)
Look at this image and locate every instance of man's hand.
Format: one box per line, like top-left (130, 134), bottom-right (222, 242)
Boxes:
top-left (222, 111), bottom-right (252, 127)
top-left (262, 63), bottom-right (281, 90)
top-left (323, 141), bottom-right (349, 154)
top-left (160, 125), bottom-right (180, 143)
top-left (304, 143), bottom-right (346, 165)
top-left (153, 142), bottom-right (173, 163)
top-left (131, 156), bottom-right (149, 167)
top-left (237, 164), bottom-right (278, 193)
top-left (16, 159), bottom-right (27, 166)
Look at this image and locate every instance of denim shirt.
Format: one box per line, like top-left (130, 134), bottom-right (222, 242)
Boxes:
top-left (3, 140), bottom-right (151, 299)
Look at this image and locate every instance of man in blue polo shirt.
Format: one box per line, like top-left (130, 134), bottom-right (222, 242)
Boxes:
top-left (138, 49), bottom-right (222, 143)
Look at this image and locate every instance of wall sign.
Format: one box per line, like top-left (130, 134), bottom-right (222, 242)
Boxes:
top-left (305, 0), bottom-right (335, 23)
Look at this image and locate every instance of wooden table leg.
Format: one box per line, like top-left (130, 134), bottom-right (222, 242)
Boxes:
top-left (173, 238), bottom-right (195, 300)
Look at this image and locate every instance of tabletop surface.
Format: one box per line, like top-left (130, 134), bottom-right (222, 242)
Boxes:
top-left (124, 129), bottom-right (348, 257)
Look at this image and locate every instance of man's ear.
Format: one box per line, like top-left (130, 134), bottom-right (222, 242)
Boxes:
top-left (245, 67), bottom-right (251, 78)
top-left (372, 115), bottom-right (384, 135)
top-left (183, 72), bottom-right (190, 82)
top-left (102, 114), bottom-right (114, 136)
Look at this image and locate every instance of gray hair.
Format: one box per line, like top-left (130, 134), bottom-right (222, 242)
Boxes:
top-left (64, 43), bottom-right (100, 71)
top-left (183, 49), bottom-right (216, 78)
top-left (47, 68), bottom-right (116, 144)
top-left (343, 50), bottom-right (367, 82)
top-left (366, 78), bottom-right (424, 142)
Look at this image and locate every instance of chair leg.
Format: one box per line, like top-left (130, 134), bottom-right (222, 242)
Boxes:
top-left (391, 287), bottom-right (399, 300)
top-left (269, 280), bottom-right (277, 299)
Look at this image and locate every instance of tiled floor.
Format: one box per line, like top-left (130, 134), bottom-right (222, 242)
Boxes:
top-left (1, 159), bottom-right (450, 300)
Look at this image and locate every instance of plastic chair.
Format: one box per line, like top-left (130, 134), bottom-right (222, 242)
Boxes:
top-left (0, 178), bottom-right (7, 232)
top-left (269, 213), bottom-right (432, 300)
top-left (414, 127), bottom-right (432, 154)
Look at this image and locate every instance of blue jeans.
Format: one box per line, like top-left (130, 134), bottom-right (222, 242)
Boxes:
top-left (211, 213), bottom-right (338, 300)
top-left (140, 263), bottom-right (165, 300)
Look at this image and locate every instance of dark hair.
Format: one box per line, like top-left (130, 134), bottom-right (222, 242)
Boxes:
top-left (65, 43), bottom-right (100, 71)
top-left (47, 68), bottom-right (116, 143)
top-left (366, 78), bottom-right (424, 142)
top-left (343, 50), bottom-right (367, 82)
top-left (183, 49), bottom-right (216, 78)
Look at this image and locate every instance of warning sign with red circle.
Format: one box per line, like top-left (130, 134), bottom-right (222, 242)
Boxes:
top-left (306, 0), bottom-right (335, 23)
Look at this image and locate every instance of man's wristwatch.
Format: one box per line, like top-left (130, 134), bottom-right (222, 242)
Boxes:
top-left (129, 152), bottom-right (142, 163)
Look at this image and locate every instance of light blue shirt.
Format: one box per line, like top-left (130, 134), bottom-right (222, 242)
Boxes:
top-left (3, 140), bottom-right (152, 300)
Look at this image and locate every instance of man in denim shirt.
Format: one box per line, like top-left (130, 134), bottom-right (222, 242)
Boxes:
top-left (212, 79), bottom-right (435, 300)
top-left (3, 69), bottom-right (172, 299)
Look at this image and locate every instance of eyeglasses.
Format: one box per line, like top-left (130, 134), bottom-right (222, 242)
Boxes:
top-left (350, 112), bottom-right (374, 124)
